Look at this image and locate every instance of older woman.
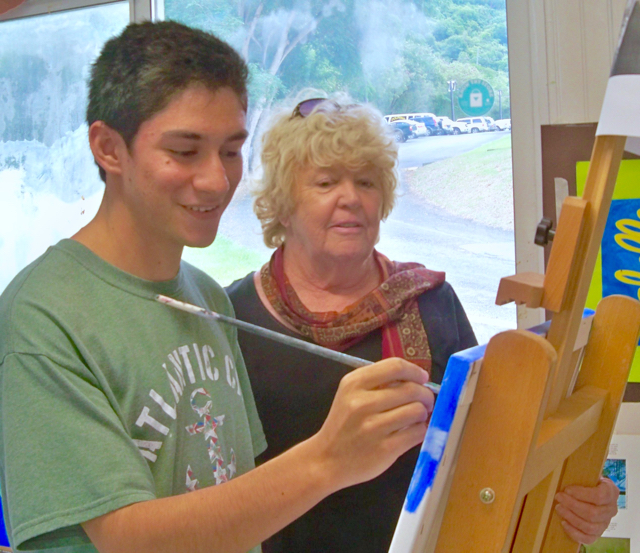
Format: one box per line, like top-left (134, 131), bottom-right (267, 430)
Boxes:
top-left (227, 97), bottom-right (618, 552)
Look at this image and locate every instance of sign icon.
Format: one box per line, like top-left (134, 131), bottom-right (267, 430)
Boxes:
top-left (470, 91), bottom-right (483, 107)
top-left (458, 80), bottom-right (495, 116)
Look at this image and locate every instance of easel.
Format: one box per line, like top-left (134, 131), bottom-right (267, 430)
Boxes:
top-left (428, 134), bottom-right (640, 552)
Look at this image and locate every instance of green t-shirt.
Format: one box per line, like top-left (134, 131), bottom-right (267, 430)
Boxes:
top-left (0, 240), bottom-right (266, 552)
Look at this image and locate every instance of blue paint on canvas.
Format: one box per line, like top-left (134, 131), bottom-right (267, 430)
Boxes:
top-left (602, 199), bottom-right (640, 344)
top-left (0, 495), bottom-right (9, 548)
top-left (404, 343), bottom-right (486, 513)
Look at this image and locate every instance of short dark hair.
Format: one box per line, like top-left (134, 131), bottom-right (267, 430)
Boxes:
top-left (87, 20), bottom-right (248, 182)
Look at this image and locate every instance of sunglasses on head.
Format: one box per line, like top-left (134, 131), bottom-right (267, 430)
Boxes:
top-left (291, 97), bottom-right (357, 118)
top-left (291, 98), bottom-right (333, 118)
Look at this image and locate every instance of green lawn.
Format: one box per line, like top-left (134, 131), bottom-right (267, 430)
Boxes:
top-left (182, 235), bottom-right (271, 287)
top-left (404, 136), bottom-right (514, 230)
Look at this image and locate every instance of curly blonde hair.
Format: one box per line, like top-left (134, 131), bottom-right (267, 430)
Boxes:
top-left (253, 96), bottom-right (399, 248)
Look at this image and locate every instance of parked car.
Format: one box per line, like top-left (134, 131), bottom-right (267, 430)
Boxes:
top-left (494, 118), bottom-right (511, 131)
top-left (437, 116), bottom-right (468, 135)
top-left (457, 117), bottom-right (489, 133)
top-left (407, 118), bottom-right (428, 137)
top-left (482, 116), bottom-right (497, 131)
top-left (389, 120), bottom-right (416, 142)
top-left (384, 113), bottom-right (439, 136)
top-left (405, 113), bottom-right (440, 135)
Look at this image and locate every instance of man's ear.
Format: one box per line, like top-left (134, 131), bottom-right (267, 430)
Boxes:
top-left (88, 121), bottom-right (128, 177)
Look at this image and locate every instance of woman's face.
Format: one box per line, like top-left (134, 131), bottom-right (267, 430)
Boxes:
top-left (282, 164), bottom-right (383, 266)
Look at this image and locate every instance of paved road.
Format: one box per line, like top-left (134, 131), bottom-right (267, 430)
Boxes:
top-left (398, 129), bottom-right (511, 168)
top-left (391, 129), bottom-right (517, 342)
top-left (378, 191), bottom-right (516, 344)
top-left (218, 130), bottom-right (517, 344)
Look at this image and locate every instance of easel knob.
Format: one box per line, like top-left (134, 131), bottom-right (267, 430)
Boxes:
top-left (535, 217), bottom-right (556, 246)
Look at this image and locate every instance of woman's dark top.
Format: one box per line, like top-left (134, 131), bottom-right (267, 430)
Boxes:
top-left (226, 273), bottom-right (477, 553)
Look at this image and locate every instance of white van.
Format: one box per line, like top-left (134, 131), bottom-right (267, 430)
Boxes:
top-left (456, 117), bottom-right (489, 133)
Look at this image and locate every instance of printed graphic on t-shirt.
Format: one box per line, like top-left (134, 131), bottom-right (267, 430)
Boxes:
top-left (131, 342), bottom-right (244, 489)
top-left (186, 387), bottom-right (237, 487)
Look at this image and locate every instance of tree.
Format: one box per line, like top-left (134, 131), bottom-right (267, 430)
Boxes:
top-left (167, 0), bottom-right (347, 171)
top-left (165, 0), bottom-right (510, 168)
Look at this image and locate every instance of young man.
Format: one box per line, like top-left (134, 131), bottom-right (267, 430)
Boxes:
top-left (0, 21), bottom-right (435, 553)
top-left (0, 20), bottom-right (618, 553)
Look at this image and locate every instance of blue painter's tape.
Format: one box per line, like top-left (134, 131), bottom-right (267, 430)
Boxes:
top-left (0, 495), bottom-right (9, 548)
top-left (404, 343), bottom-right (486, 513)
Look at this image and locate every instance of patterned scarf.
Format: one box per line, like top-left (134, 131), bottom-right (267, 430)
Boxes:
top-left (260, 247), bottom-right (445, 372)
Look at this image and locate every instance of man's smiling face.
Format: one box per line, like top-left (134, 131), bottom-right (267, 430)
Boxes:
top-left (116, 85), bottom-right (248, 254)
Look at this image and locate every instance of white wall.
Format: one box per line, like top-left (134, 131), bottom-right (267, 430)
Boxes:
top-left (506, 0), bottom-right (628, 327)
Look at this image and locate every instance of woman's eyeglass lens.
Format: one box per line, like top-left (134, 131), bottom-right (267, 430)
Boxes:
top-left (292, 98), bottom-right (330, 118)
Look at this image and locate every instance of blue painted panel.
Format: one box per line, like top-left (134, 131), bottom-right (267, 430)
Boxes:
top-left (0, 495), bottom-right (9, 548)
top-left (602, 199), bottom-right (640, 345)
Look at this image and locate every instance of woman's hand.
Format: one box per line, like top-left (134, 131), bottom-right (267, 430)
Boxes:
top-left (555, 477), bottom-right (619, 544)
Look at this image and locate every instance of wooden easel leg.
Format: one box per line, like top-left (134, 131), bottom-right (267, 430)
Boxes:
top-left (511, 467), bottom-right (564, 553)
top-left (433, 330), bottom-right (557, 552)
top-left (541, 295), bottom-right (640, 553)
top-left (509, 322), bottom-right (590, 553)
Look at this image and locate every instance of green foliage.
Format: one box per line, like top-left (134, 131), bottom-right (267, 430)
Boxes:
top-left (247, 64), bottom-right (284, 105)
top-left (166, 0), bottom-right (244, 44)
top-left (165, 0), bottom-right (510, 120)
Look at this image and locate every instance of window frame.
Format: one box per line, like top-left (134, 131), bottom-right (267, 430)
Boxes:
top-left (0, 0), bottom-right (162, 23)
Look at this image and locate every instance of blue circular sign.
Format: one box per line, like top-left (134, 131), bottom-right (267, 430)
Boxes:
top-left (458, 80), bottom-right (495, 116)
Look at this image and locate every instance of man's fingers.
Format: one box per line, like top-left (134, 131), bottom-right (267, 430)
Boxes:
top-left (346, 381), bottom-right (434, 417)
top-left (362, 401), bottom-right (431, 436)
top-left (344, 358), bottom-right (429, 391)
top-left (554, 479), bottom-right (619, 545)
top-left (555, 480), bottom-right (619, 525)
top-left (382, 421), bottom-right (429, 455)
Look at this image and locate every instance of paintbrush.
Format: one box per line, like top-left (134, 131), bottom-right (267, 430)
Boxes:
top-left (155, 294), bottom-right (441, 395)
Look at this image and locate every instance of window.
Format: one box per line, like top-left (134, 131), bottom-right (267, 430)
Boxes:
top-left (0, 1), bottom-right (130, 293)
top-left (166, 0), bottom-right (516, 343)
